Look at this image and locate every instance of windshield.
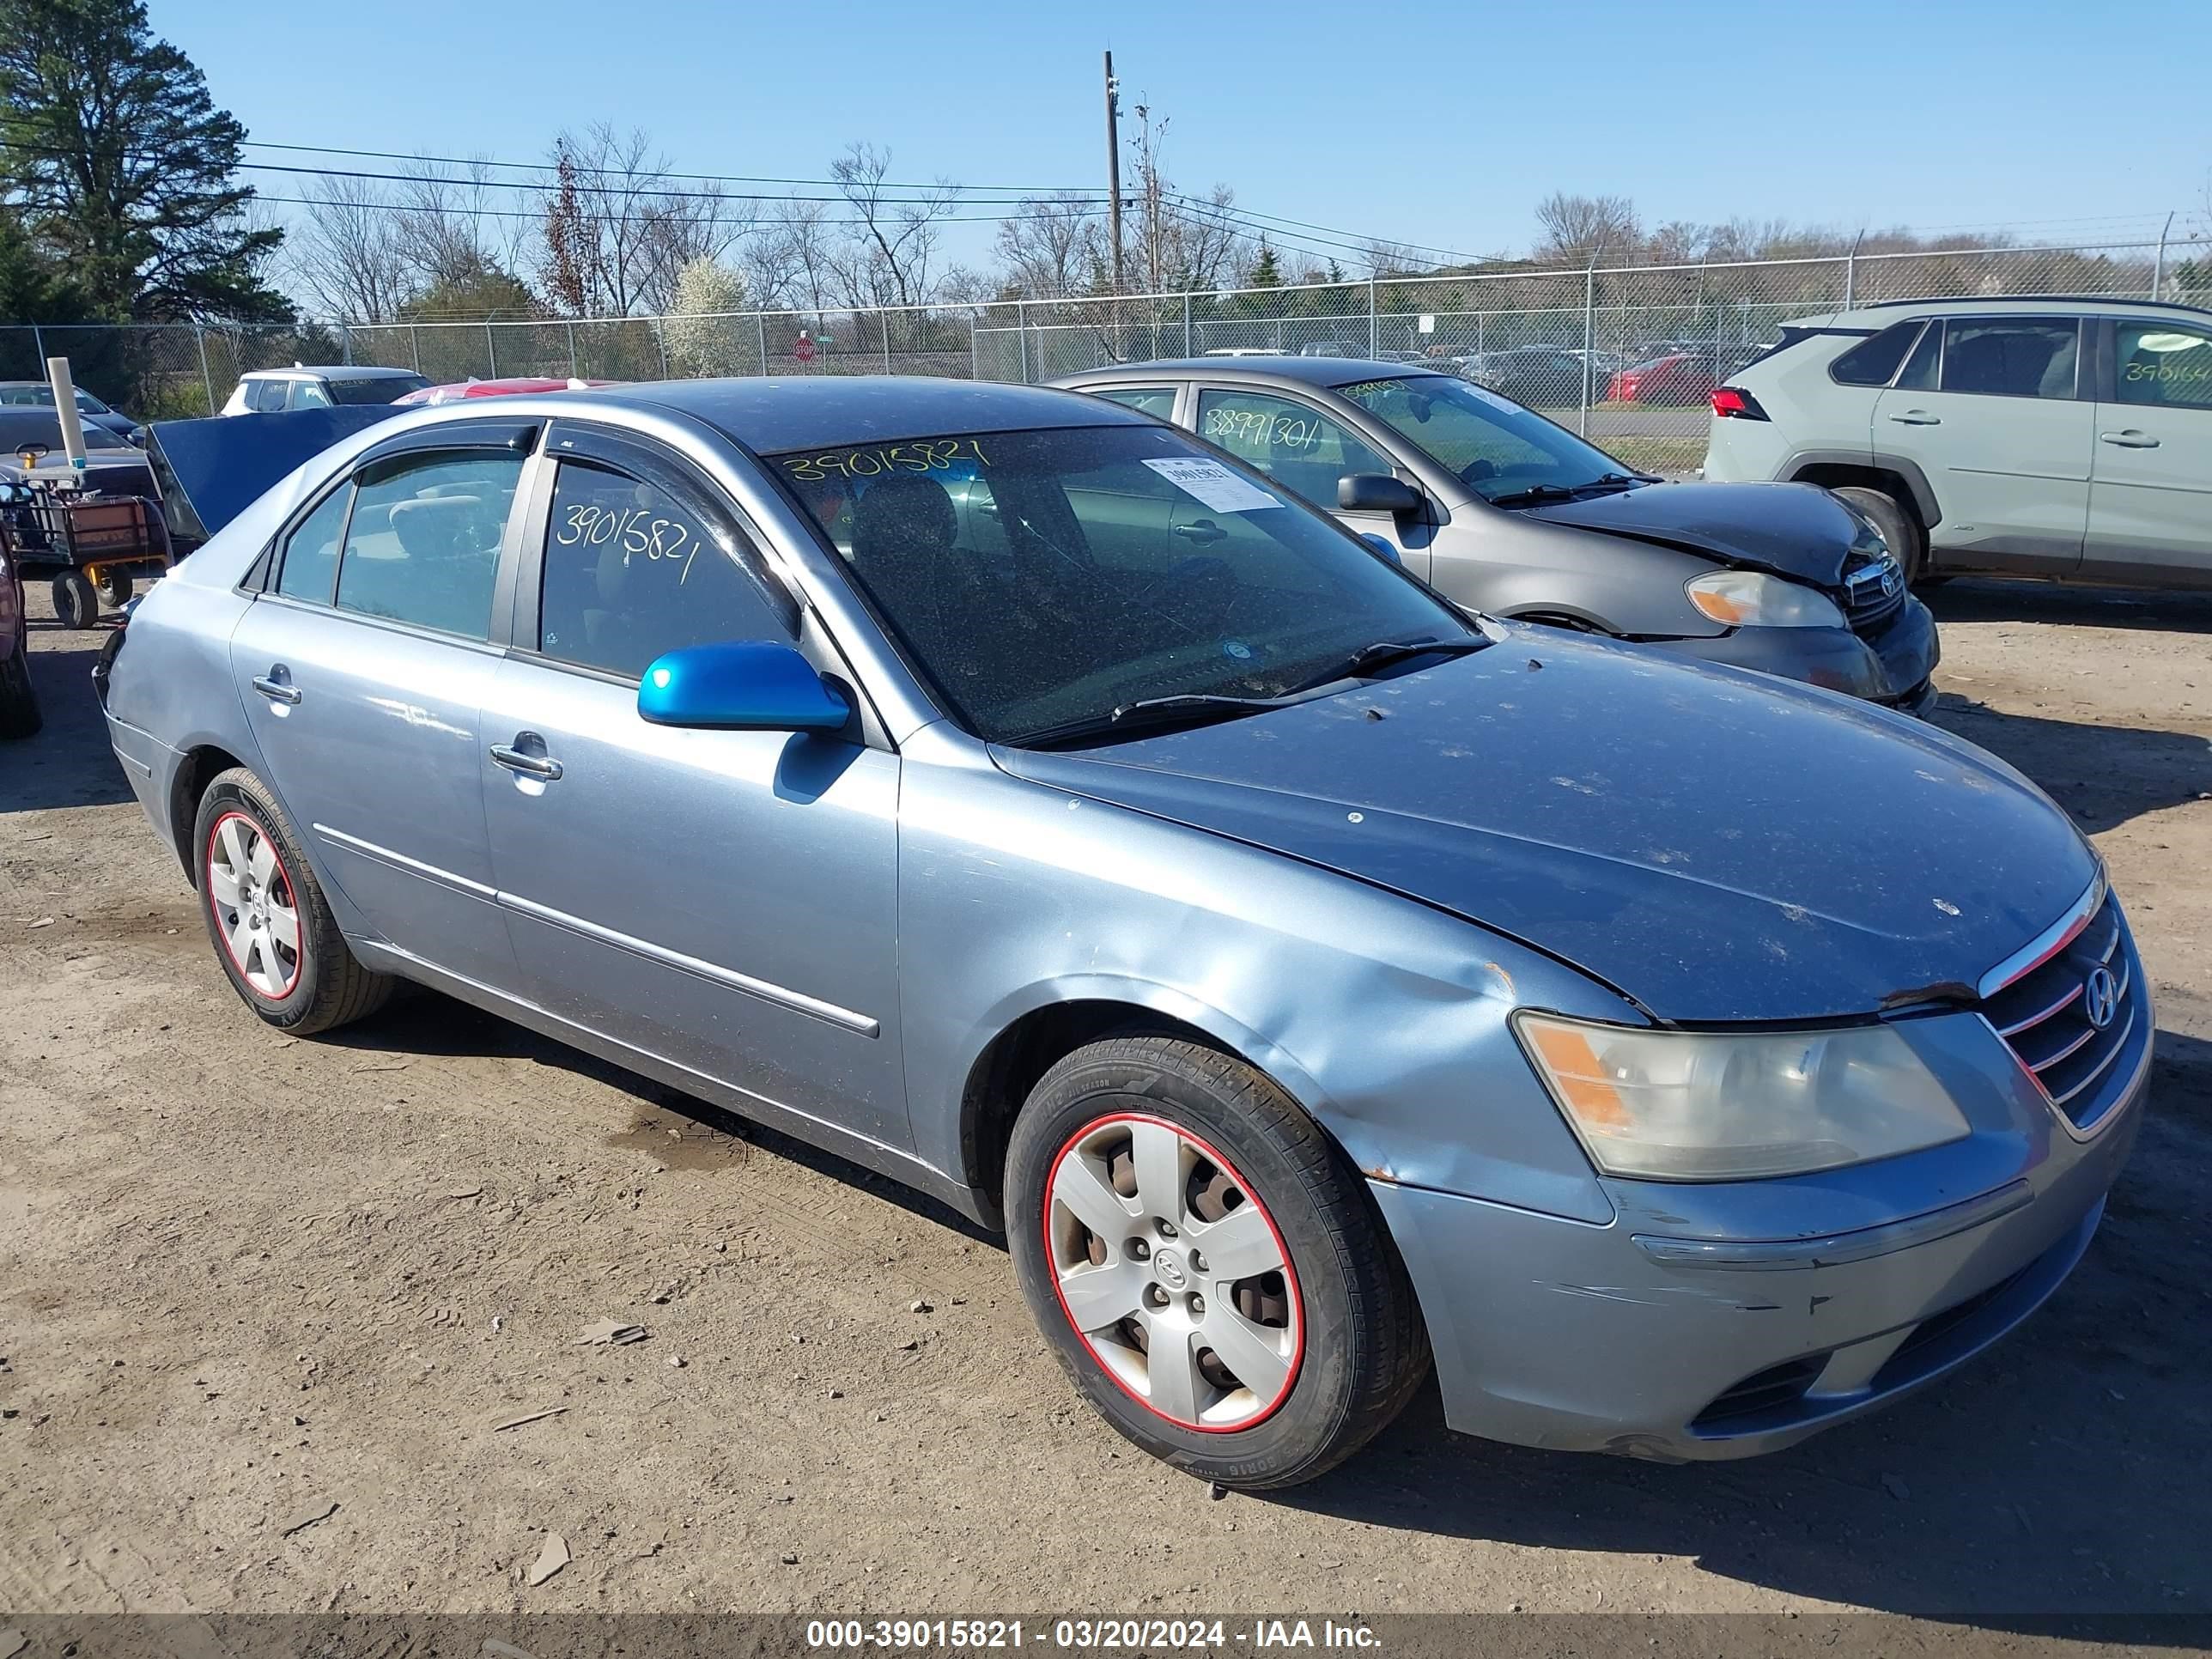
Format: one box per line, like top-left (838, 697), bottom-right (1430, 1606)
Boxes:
top-left (328, 374), bottom-right (429, 405)
top-left (769, 424), bottom-right (1474, 745)
top-left (1336, 374), bottom-right (1638, 501)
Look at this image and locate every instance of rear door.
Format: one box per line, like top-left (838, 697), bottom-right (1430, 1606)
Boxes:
top-left (479, 422), bottom-right (909, 1149)
top-left (228, 422), bottom-right (532, 988)
top-left (1192, 386), bottom-right (1430, 574)
top-left (2087, 316), bottom-right (2212, 586)
top-left (1870, 315), bottom-right (2094, 574)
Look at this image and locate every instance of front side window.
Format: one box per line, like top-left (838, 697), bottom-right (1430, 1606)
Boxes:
top-left (769, 425), bottom-right (1471, 744)
top-left (331, 449), bottom-right (524, 639)
top-left (277, 483), bottom-right (350, 603)
top-left (536, 459), bottom-right (790, 678)
top-left (1093, 386), bottom-right (1177, 420)
top-left (2114, 322), bottom-right (2212, 410)
top-left (1195, 389), bottom-right (1395, 508)
top-left (1939, 319), bottom-right (2079, 399)
top-left (1338, 374), bottom-right (1633, 501)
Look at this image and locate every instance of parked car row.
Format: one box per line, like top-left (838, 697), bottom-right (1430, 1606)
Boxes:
top-left (93, 369), bottom-right (2148, 1491)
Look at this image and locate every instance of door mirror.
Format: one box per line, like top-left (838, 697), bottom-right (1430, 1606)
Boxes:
top-left (636, 641), bottom-right (850, 732)
top-left (1338, 473), bottom-right (1422, 515)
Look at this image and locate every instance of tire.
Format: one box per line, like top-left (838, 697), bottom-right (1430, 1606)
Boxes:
top-left (95, 569), bottom-right (133, 608)
top-left (1006, 1035), bottom-right (1430, 1490)
top-left (52, 570), bottom-right (100, 630)
top-left (1832, 485), bottom-right (1925, 587)
top-left (0, 603), bottom-right (40, 740)
top-left (192, 768), bottom-right (395, 1035)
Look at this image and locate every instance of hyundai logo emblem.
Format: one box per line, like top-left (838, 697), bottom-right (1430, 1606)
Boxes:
top-left (2082, 965), bottom-right (2120, 1031)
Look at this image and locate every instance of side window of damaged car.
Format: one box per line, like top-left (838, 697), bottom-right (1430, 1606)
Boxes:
top-left (534, 456), bottom-right (794, 681)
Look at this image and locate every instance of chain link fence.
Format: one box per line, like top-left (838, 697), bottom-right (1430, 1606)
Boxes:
top-left (7, 236), bottom-right (2205, 474)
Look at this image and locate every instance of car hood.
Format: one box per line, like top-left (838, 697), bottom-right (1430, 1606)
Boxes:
top-left (991, 635), bottom-right (2094, 1023)
top-left (1517, 481), bottom-right (1863, 586)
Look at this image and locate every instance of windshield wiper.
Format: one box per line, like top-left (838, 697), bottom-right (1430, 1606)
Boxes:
top-left (1483, 483), bottom-right (1579, 507)
top-left (1013, 692), bottom-right (1291, 750)
top-left (1286, 635), bottom-right (1491, 694)
top-left (1573, 471), bottom-right (1653, 493)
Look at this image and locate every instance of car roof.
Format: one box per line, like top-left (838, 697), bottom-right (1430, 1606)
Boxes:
top-left (545, 374), bottom-right (1158, 452)
top-left (244, 364), bottom-right (427, 380)
top-left (1053, 356), bottom-right (1449, 391)
top-left (1792, 295), bottom-right (2212, 329)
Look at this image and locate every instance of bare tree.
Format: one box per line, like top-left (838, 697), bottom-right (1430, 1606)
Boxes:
top-left (538, 124), bottom-right (732, 316)
top-left (1360, 238), bottom-right (1424, 278)
top-left (394, 160), bottom-right (538, 291)
top-left (745, 202), bottom-right (840, 314)
top-left (993, 191), bottom-right (1105, 298)
top-left (1123, 102), bottom-right (1248, 294)
top-left (1534, 192), bottom-right (1642, 263)
top-left (283, 173), bottom-right (414, 321)
top-left (824, 142), bottom-right (961, 308)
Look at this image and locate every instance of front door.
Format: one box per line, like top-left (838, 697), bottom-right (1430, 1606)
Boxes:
top-left (2087, 316), bottom-right (2212, 586)
top-left (1193, 386), bottom-right (1431, 575)
top-left (479, 427), bottom-right (910, 1150)
top-left (229, 438), bottom-right (527, 988)
top-left (1870, 314), bottom-right (2094, 574)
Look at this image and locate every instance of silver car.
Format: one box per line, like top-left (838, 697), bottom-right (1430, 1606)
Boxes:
top-left (100, 379), bottom-right (2146, 1487)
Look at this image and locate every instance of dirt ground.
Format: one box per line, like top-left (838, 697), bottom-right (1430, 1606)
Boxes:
top-left (2, 577), bottom-right (2208, 1627)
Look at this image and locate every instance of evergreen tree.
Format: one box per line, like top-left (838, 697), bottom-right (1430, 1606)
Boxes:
top-left (0, 0), bottom-right (287, 320)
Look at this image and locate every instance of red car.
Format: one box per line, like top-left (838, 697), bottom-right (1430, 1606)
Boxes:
top-left (392, 377), bottom-right (617, 406)
top-left (1606, 354), bottom-right (1718, 406)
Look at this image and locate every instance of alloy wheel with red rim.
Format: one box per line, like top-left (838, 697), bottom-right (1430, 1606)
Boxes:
top-left (1043, 1111), bottom-right (1304, 1432)
top-left (205, 811), bottom-right (302, 1000)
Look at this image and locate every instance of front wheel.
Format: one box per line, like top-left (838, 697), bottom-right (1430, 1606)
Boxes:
top-left (192, 768), bottom-right (395, 1034)
top-left (52, 570), bottom-right (100, 630)
top-left (95, 569), bottom-right (133, 608)
top-left (1006, 1036), bottom-right (1431, 1490)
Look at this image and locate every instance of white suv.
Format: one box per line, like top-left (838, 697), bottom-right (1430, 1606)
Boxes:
top-left (1704, 296), bottom-right (2212, 591)
top-left (219, 365), bottom-right (431, 415)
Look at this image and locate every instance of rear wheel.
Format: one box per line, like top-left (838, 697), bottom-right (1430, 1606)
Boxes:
top-left (51, 570), bottom-right (100, 630)
top-left (1832, 485), bottom-right (1924, 587)
top-left (95, 569), bottom-right (133, 608)
top-left (192, 768), bottom-right (394, 1034)
top-left (1006, 1035), bottom-right (1430, 1489)
top-left (0, 590), bottom-right (40, 739)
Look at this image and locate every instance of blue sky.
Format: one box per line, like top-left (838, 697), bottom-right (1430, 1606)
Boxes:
top-left (156, 0), bottom-right (2209, 272)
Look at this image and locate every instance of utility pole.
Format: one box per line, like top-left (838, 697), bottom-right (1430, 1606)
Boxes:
top-left (1103, 51), bottom-right (1126, 294)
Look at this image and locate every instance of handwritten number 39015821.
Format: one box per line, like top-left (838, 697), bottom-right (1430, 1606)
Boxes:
top-left (556, 501), bottom-right (698, 584)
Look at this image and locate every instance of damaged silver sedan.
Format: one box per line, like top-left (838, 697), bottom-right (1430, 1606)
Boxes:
top-left (100, 379), bottom-right (2147, 1486)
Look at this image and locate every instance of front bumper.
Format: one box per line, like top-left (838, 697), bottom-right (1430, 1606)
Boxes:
top-left (1644, 596), bottom-right (1939, 713)
top-left (1373, 1002), bottom-right (2148, 1461)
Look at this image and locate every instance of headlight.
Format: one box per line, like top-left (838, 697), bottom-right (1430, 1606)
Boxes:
top-left (1685, 570), bottom-right (1845, 629)
top-left (1515, 1012), bottom-right (1969, 1181)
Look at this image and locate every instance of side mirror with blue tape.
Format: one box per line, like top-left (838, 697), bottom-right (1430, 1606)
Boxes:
top-left (1358, 533), bottom-right (1402, 565)
top-left (636, 641), bottom-right (850, 732)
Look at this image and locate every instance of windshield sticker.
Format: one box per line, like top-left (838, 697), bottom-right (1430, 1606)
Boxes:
top-left (780, 439), bottom-right (990, 483)
top-left (1139, 456), bottom-right (1279, 514)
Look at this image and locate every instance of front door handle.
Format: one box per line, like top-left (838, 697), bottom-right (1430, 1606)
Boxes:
top-left (1887, 410), bottom-right (1941, 425)
top-left (250, 672), bottom-right (301, 706)
top-left (2100, 429), bottom-right (2160, 448)
top-left (489, 743), bottom-right (563, 781)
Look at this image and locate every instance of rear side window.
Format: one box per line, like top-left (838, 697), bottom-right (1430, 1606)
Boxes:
top-left (333, 450), bottom-right (524, 639)
top-left (246, 379), bottom-right (287, 413)
top-left (1093, 386), bottom-right (1177, 419)
top-left (1939, 319), bottom-right (2079, 399)
top-left (1894, 321), bottom-right (1942, 390)
top-left (535, 458), bottom-right (791, 678)
top-left (277, 484), bottom-right (350, 603)
top-left (1829, 321), bottom-right (1923, 386)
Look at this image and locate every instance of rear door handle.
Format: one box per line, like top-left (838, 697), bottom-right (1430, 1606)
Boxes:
top-left (1887, 410), bottom-right (1941, 426)
top-left (250, 673), bottom-right (301, 706)
top-left (489, 743), bottom-right (563, 781)
top-left (2100, 429), bottom-right (2160, 448)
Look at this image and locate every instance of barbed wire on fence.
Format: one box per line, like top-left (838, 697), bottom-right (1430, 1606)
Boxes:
top-left (7, 236), bottom-right (2205, 465)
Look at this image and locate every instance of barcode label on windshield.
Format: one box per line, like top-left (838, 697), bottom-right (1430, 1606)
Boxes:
top-left (1140, 457), bottom-right (1279, 514)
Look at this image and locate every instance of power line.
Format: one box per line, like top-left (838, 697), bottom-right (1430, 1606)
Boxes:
top-left (251, 192), bottom-right (1116, 229)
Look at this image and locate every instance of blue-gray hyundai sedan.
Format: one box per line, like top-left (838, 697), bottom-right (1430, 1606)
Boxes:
top-left (99, 378), bottom-right (2148, 1489)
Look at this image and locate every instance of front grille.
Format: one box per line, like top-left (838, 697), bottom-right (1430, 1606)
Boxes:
top-left (1840, 547), bottom-right (1906, 634)
top-left (1980, 891), bottom-right (2139, 1132)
